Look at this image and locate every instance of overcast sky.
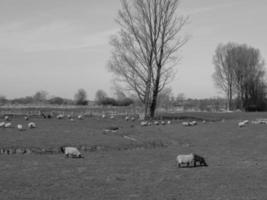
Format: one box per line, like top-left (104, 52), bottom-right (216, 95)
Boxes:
top-left (0, 0), bottom-right (266, 100)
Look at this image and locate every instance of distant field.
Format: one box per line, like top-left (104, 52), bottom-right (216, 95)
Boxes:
top-left (0, 112), bottom-right (267, 200)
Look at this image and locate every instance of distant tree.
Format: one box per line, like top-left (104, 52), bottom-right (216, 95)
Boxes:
top-left (74, 89), bottom-right (88, 105)
top-left (33, 90), bottom-right (48, 103)
top-left (0, 95), bottom-right (7, 105)
top-left (212, 43), bottom-right (236, 111)
top-left (228, 44), bottom-right (266, 111)
top-left (108, 0), bottom-right (189, 118)
top-left (48, 97), bottom-right (66, 105)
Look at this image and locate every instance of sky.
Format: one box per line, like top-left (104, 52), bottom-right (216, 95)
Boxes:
top-left (0, 0), bottom-right (266, 100)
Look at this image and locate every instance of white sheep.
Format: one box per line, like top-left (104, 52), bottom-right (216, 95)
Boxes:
top-left (167, 120), bottom-right (171, 125)
top-left (140, 121), bottom-right (148, 126)
top-left (176, 153), bottom-right (208, 167)
top-left (28, 122), bottom-right (36, 129)
top-left (161, 121), bottom-right (166, 125)
top-left (0, 122), bottom-right (5, 128)
top-left (24, 116), bottom-right (29, 121)
top-left (77, 115), bottom-right (83, 120)
top-left (4, 116), bottom-right (9, 121)
top-left (102, 114), bottom-right (106, 119)
top-left (17, 124), bottom-right (23, 131)
top-left (238, 121), bottom-right (247, 127)
top-left (61, 147), bottom-right (83, 158)
top-left (125, 116), bottom-right (130, 121)
top-left (182, 122), bottom-right (191, 126)
top-left (131, 117), bottom-right (135, 121)
top-left (154, 121), bottom-right (159, 125)
top-left (4, 122), bottom-right (12, 128)
top-left (57, 114), bottom-right (64, 119)
top-left (190, 121), bottom-right (197, 126)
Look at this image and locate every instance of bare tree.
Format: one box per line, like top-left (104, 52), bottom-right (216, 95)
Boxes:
top-left (108, 0), bottom-right (188, 118)
top-left (228, 44), bottom-right (266, 110)
top-left (212, 43), bottom-right (236, 110)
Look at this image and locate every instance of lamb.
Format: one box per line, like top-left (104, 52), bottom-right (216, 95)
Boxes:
top-left (182, 122), bottom-right (191, 127)
top-left (28, 122), bottom-right (36, 129)
top-left (24, 116), bottom-right (29, 121)
top-left (125, 116), bottom-right (130, 121)
top-left (189, 121), bottom-right (197, 126)
top-left (154, 121), bottom-right (160, 125)
top-left (176, 153), bottom-right (208, 167)
top-left (61, 147), bottom-right (83, 158)
top-left (4, 116), bottom-right (9, 121)
top-left (161, 121), bottom-right (166, 125)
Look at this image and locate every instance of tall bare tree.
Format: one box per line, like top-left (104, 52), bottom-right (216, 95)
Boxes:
top-left (108, 0), bottom-right (188, 118)
top-left (212, 43), bottom-right (236, 110)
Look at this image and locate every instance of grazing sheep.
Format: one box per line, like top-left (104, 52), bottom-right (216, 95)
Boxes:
top-left (4, 116), bottom-right (9, 121)
top-left (57, 114), bottom-right (64, 119)
top-left (77, 115), bottom-right (83, 120)
top-left (140, 121), bottom-right (148, 126)
top-left (182, 122), bottom-right (191, 127)
top-left (110, 115), bottom-right (115, 119)
top-left (61, 147), bottom-right (83, 158)
top-left (190, 121), bottom-right (197, 126)
top-left (17, 124), bottom-right (23, 131)
top-left (28, 122), bottom-right (36, 129)
top-left (161, 121), bottom-right (166, 125)
top-left (238, 120), bottom-right (248, 127)
top-left (4, 122), bottom-right (12, 128)
top-left (0, 122), bottom-right (5, 128)
top-left (125, 116), bottom-right (130, 121)
top-left (131, 117), bottom-right (135, 121)
top-left (67, 114), bottom-right (72, 119)
top-left (176, 153), bottom-right (208, 167)
top-left (167, 120), bottom-right (171, 125)
top-left (154, 121), bottom-right (160, 125)
top-left (102, 114), bottom-right (106, 119)
top-left (24, 116), bottom-right (29, 121)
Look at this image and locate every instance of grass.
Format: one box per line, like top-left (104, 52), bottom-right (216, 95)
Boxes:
top-left (0, 112), bottom-right (267, 199)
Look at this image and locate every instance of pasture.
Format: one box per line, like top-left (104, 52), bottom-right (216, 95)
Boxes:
top-left (1, 112), bottom-right (267, 200)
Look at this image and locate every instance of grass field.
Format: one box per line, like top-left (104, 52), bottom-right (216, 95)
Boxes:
top-left (1, 112), bottom-right (267, 200)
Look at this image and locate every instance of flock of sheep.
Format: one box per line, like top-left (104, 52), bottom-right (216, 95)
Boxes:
top-left (0, 115), bottom-right (36, 130)
top-left (4, 112), bottom-right (267, 167)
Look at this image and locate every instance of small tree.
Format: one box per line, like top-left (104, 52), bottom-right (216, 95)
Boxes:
top-left (33, 90), bottom-right (48, 103)
top-left (74, 89), bottom-right (88, 105)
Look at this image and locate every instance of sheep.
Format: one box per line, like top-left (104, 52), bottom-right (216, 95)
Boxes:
top-left (28, 122), bottom-right (36, 129)
top-left (125, 116), bottom-right (130, 121)
top-left (17, 124), bottom-right (23, 131)
top-left (131, 117), bottom-right (135, 121)
top-left (167, 120), bottom-right (171, 125)
top-left (24, 116), bottom-right (29, 121)
top-left (154, 121), bottom-right (160, 125)
top-left (110, 115), bottom-right (115, 119)
top-left (67, 114), bottom-right (72, 119)
top-left (182, 122), bottom-right (191, 127)
top-left (176, 153), bottom-right (208, 168)
top-left (57, 114), bottom-right (64, 119)
top-left (140, 121), bottom-right (148, 126)
top-left (4, 122), bottom-right (12, 128)
top-left (77, 114), bottom-right (83, 120)
top-left (0, 122), bottom-right (5, 128)
top-left (4, 116), bottom-right (9, 121)
top-left (189, 121), bottom-right (197, 126)
top-left (102, 114), bottom-right (106, 119)
top-left (238, 120), bottom-right (248, 127)
top-left (161, 121), bottom-right (166, 125)
top-left (61, 147), bottom-right (83, 158)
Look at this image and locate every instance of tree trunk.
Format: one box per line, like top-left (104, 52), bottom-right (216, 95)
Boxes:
top-left (149, 66), bottom-right (161, 118)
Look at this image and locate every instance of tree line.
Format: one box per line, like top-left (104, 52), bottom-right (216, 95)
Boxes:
top-left (213, 43), bottom-right (266, 111)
